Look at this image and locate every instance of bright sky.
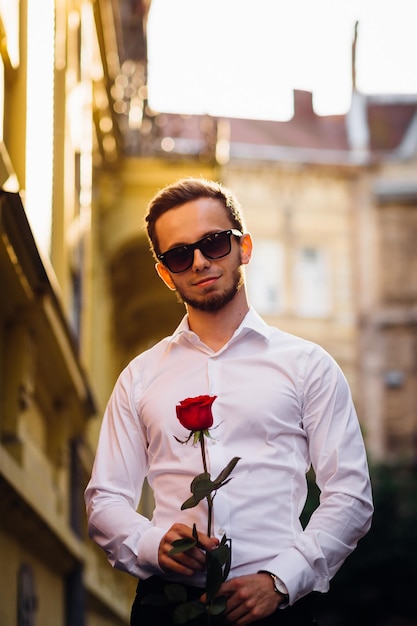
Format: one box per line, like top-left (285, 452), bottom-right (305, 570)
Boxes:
top-left (147, 0), bottom-right (417, 121)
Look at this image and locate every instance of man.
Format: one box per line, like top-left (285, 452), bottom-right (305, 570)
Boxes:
top-left (85, 178), bottom-right (373, 626)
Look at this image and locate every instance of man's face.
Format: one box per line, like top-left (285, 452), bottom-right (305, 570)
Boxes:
top-left (154, 197), bottom-right (251, 312)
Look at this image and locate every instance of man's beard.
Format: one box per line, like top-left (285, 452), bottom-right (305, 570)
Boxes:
top-left (174, 266), bottom-right (245, 312)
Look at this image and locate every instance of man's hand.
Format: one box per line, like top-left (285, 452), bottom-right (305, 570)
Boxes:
top-left (215, 573), bottom-right (284, 625)
top-left (158, 523), bottom-right (219, 576)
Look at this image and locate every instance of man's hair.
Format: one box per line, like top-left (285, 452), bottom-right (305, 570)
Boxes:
top-left (145, 177), bottom-right (246, 257)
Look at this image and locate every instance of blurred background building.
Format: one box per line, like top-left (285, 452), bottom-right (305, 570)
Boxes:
top-left (0, 1), bottom-right (416, 625)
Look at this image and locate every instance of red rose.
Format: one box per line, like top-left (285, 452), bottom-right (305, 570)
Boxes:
top-left (176, 395), bottom-right (217, 432)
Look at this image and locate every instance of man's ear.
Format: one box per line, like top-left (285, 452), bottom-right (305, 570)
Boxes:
top-left (155, 262), bottom-right (176, 291)
top-left (240, 233), bottom-right (253, 265)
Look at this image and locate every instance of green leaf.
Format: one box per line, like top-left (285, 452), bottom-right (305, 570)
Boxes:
top-left (181, 472), bottom-right (215, 510)
top-left (206, 541), bottom-right (231, 591)
top-left (223, 543), bottom-right (232, 580)
top-left (164, 583), bottom-right (188, 603)
top-left (180, 457), bottom-right (241, 511)
top-left (173, 600), bottom-right (206, 624)
top-left (208, 596), bottom-right (227, 616)
top-left (190, 472), bottom-right (214, 494)
top-left (169, 537), bottom-right (197, 555)
top-left (206, 560), bottom-right (223, 601)
top-left (211, 542), bottom-right (231, 567)
top-left (140, 592), bottom-right (170, 606)
top-left (192, 523), bottom-right (199, 542)
top-left (212, 457), bottom-right (241, 488)
top-left (181, 494), bottom-right (203, 510)
top-left (217, 536), bottom-right (232, 580)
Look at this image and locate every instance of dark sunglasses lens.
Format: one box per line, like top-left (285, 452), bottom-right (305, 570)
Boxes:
top-left (201, 232), bottom-right (231, 259)
top-left (164, 247), bottom-right (193, 272)
top-left (162, 231), bottom-right (233, 272)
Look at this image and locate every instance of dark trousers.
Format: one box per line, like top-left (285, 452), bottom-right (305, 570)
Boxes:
top-left (131, 576), bottom-right (318, 626)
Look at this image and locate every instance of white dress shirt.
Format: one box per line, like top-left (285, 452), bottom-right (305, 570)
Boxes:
top-left (85, 307), bottom-right (373, 604)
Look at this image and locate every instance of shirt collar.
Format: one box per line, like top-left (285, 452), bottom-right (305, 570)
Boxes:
top-left (168, 306), bottom-right (272, 346)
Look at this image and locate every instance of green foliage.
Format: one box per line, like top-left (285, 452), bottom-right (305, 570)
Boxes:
top-left (181, 457), bottom-right (241, 510)
top-left (158, 526), bottom-right (232, 625)
top-left (141, 583), bottom-right (188, 607)
top-left (313, 463), bottom-right (417, 625)
top-left (173, 600), bottom-right (206, 624)
top-left (205, 535), bottom-right (232, 602)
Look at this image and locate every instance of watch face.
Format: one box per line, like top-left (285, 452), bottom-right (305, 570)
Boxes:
top-left (273, 576), bottom-right (287, 595)
top-left (259, 570), bottom-right (288, 597)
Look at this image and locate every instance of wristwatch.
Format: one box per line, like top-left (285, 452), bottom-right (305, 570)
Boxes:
top-left (258, 570), bottom-right (289, 603)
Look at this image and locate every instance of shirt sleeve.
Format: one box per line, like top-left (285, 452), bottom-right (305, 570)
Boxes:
top-left (84, 364), bottom-right (165, 578)
top-left (265, 348), bottom-right (373, 604)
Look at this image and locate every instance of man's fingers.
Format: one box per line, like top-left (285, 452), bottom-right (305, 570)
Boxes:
top-left (158, 523), bottom-right (217, 575)
top-left (216, 574), bottom-right (282, 625)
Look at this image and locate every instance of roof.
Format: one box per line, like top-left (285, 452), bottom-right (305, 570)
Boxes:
top-left (135, 89), bottom-right (417, 165)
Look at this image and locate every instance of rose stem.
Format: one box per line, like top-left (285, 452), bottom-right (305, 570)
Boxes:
top-left (199, 433), bottom-right (213, 537)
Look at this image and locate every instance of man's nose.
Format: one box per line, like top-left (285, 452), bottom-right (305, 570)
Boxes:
top-left (192, 248), bottom-right (210, 270)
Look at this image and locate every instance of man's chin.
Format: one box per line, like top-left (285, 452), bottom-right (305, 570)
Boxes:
top-left (180, 295), bottom-right (230, 313)
top-left (179, 286), bottom-right (241, 313)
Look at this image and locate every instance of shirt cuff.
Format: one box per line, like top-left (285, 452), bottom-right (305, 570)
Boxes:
top-left (134, 526), bottom-right (166, 577)
top-left (264, 547), bottom-right (329, 604)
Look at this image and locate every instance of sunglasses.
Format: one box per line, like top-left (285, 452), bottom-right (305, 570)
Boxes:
top-left (157, 229), bottom-right (243, 273)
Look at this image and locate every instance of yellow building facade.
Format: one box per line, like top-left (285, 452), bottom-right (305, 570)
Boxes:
top-left (0, 1), bottom-right (218, 624)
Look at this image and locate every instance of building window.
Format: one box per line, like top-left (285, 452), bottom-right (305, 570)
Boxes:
top-left (246, 239), bottom-right (284, 314)
top-left (294, 247), bottom-right (330, 318)
top-left (17, 564), bottom-right (37, 626)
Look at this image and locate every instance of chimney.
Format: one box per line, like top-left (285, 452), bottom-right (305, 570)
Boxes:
top-left (346, 21), bottom-right (370, 162)
top-left (293, 90), bottom-right (315, 119)
top-left (352, 21), bottom-right (359, 93)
